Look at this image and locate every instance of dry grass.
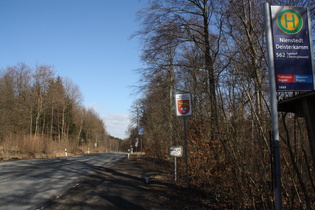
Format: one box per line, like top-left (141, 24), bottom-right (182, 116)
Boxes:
top-left (0, 135), bottom-right (111, 160)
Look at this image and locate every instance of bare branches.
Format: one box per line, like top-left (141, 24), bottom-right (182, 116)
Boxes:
top-left (129, 0), bottom-right (315, 208)
top-left (0, 63), bottom-right (107, 148)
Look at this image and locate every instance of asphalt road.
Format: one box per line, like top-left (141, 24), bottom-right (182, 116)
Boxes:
top-left (0, 153), bottom-right (127, 210)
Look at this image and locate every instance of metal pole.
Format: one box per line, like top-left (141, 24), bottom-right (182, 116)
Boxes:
top-left (174, 157), bottom-right (177, 183)
top-left (183, 116), bottom-right (189, 188)
top-left (140, 135), bottom-right (142, 155)
top-left (264, 3), bottom-right (282, 209)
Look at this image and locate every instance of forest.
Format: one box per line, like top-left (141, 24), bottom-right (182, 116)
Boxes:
top-left (124, 0), bottom-right (315, 209)
top-left (0, 63), bottom-right (119, 159)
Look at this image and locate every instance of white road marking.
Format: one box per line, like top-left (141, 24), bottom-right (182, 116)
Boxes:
top-left (0, 178), bottom-right (12, 183)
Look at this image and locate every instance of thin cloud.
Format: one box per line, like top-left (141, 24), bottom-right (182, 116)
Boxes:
top-left (103, 113), bottom-right (130, 139)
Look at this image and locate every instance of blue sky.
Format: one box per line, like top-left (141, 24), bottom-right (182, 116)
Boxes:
top-left (0, 0), bottom-right (147, 139)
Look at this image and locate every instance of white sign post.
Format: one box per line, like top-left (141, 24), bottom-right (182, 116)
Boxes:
top-left (134, 138), bottom-right (139, 152)
top-left (169, 146), bottom-right (183, 183)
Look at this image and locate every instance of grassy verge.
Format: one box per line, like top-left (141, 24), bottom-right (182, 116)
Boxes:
top-left (0, 135), bottom-right (111, 161)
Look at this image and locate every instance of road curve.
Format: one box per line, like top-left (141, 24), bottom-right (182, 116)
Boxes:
top-left (0, 153), bottom-right (127, 210)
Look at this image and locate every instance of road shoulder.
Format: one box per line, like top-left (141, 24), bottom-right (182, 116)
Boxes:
top-left (40, 155), bottom-right (209, 210)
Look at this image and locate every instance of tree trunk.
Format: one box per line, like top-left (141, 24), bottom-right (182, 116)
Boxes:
top-left (203, 5), bottom-right (218, 139)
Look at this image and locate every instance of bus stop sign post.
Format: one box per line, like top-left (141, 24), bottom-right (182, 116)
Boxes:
top-left (265, 3), bottom-right (314, 210)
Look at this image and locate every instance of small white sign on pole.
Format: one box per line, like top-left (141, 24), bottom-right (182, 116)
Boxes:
top-left (169, 146), bottom-right (183, 184)
top-left (169, 146), bottom-right (183, 157)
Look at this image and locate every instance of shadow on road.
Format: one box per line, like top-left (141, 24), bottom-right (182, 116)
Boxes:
top-left (41, 157), bottom-right (168, 209)
top-left (40, 156), bottom-right (211, 210)
top-left (0, 153), bottom-right (126, 210)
